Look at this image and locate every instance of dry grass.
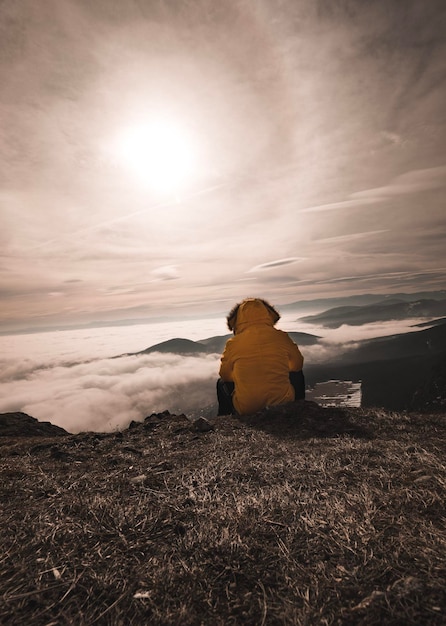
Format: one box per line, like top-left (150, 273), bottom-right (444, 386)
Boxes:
top-left (1, 404), bottom-right (445, 625)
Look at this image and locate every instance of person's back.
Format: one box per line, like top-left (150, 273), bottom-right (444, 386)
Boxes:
top-left (218, 298), bottom-right (304, 415)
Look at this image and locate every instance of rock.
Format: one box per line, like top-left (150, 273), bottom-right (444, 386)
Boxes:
top-left (145, 410), bottom-right (171, 420)
top-left (142, 411), bottom-right (173, 429)
top-left (192, 417), bottom-right (215, 432)
top-left (50, 446), bottom-right (72, 461)
top-left (0, 412), bottom-right (69, 437)
top-left (129, 474), bottom-right (147, 484)
top-left (144, 414), bottom-right (163, 429)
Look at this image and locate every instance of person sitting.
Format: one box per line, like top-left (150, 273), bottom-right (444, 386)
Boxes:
top-left (217, 298), bottom-right (305, 416)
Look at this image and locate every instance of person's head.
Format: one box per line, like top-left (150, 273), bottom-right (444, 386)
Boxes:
top-left (226, 298), bottom-right (280, 333)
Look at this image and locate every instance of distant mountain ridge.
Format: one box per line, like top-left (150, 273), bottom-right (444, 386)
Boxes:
top-left (4, 291), bottom-right (446, 336)
top-left (280, 290), bottom-right (446, 314)
top-left (123, 331), bottom-right (320, 357)
top-left (299, 298), bottom-right (446, 328)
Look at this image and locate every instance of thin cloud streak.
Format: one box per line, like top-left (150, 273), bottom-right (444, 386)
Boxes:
top-left (351, 166), bottom-right (446, 199)
top-left (301, 165), bottom-right (446, 213)
top-left (300, 198), bottom-right (382, 213)
top-left (248, 258), bottom-right (304, 272)
top-left (314, 230), bottom-right (389, 244)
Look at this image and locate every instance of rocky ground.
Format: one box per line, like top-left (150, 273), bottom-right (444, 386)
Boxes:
top-left (1, 403), bottom-right (445, 625)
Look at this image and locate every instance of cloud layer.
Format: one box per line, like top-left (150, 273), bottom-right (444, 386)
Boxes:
top-left (0, 352), bottom-right (220, 433)
top-left (0, 314), bottom-right (429, 432)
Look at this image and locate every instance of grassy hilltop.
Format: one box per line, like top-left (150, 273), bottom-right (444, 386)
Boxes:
top-left (1, 404), bottom-right (445, 625)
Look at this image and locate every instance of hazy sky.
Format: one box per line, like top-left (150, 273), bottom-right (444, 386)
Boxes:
top-left (1, 0), bottom-right (445, 332)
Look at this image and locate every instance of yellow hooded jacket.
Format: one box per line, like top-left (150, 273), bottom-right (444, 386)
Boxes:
top-left (219, 299), bottom-right (304, 415)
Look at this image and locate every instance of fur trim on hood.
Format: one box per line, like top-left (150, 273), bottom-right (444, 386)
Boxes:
top-left (226, 298), bottom-right (280, 333)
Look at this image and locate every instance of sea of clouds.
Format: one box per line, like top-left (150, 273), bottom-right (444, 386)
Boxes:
top-left (0, 316), bottom-right (426, 433)
top-left (0, 351), bottom-right (220, 433)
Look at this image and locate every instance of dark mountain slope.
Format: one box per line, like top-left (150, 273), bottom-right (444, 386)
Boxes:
top-left (340, 323), bottom-right (446, 365)
top-left (306, 324), bottom-right (446, 410)
top-left (137, 338), bottom-right (205, 355)
top-left (415, 317), bottom-right (446, 328)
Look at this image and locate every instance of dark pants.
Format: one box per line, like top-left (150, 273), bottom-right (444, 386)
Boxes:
top-left (217, 371), bottom-right (305, 416)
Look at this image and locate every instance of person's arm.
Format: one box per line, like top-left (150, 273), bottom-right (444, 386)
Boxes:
top-left (219, 340), bottom-right (235, 381)
top-left (287, 337), bottom-right (304, 371)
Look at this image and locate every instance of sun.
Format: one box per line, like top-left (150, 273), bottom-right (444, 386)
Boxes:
top-left (113, 118), bottom-right (201, 195)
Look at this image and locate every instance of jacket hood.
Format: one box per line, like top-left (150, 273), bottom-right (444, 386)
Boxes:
top-left (227, 298), bottom-right (280, 333)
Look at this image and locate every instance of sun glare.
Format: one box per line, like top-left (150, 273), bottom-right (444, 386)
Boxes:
top-left (113, 118), bottom-right (200, 195)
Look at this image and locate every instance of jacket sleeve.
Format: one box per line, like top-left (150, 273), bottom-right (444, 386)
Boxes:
top-left (287, 336), bottom-right (304, 371)
top-left (219, 340), bottom-right (235, 381)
